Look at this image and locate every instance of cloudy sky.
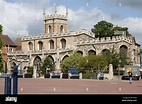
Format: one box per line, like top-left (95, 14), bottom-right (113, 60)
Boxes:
top-left (0, 0), bottom-right (142, 47)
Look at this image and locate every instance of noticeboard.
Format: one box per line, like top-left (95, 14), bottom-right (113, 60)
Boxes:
top-left (70, 67), bottom-right (78, 74)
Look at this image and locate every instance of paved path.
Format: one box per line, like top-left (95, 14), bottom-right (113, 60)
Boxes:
top-left (0, 78), bottom-right (142, 94)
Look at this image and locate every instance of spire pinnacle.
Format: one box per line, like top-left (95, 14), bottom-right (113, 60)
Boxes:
top-left (54, 5), bottom-right (57, 14)
top-left (66, 7), bottom-right (68, 16)
top-left (43, 8), bottom-right (46, 16)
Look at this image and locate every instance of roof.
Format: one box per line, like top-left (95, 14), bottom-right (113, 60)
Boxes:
top-left (1, 34), bottom-right (17, 47)
top-left (16, 45), bottom-right (21, 50)
top-left (14, 37), bottom-right (21, 46)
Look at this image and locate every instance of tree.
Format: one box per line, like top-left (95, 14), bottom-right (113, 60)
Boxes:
top-left (91, 20), bottom-right (131, 38)
top-left (0, 25), bottom-right (3, 72)
top-left (61, 52), bottom-right (83, 73)
top-left (91, 20), bottom-right (114, 38)
top-left (40, 56), bottom-right (55, 74)
top-left (112, 26), bottom-right (130, 36)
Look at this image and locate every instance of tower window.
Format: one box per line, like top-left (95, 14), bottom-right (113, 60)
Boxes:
top-left (60, 25), bottom-right (64, 33)
top-left (48, 25), bottom-right (52, 34)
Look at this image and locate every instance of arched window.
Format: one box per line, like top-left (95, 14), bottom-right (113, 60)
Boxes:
top-left (48, 25), bottom-right (52, 34)
top-left (28, 42), bottom-right (33, 50)
top-left (88, 50), bottom-right (96, 55)
top-left (49, 40), bottom-right (54, 49)
top-left (77, 50), bottom-right (83, 55)
top-left (120, 45), bottom-right (128, 54)
top-left (38, 41), bottom-right (43, 50)
top-left (60, 25), bottom-right (63, 33)
top-left (101, 49), bottom-right (110, 55)
top-left (61, 38), bottom-right (66, 49)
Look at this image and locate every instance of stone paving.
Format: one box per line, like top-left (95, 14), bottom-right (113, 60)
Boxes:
top-left (0, 78), bottom-right (142, 94)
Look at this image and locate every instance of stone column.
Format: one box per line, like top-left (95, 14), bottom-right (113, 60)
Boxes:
top-left (33, 65), bottom-right (37, 78)
top-left (109, 64), bottom-right (113, 80)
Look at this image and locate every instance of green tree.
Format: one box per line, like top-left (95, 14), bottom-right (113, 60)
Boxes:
top-left (40, 56), bottom-right (55, 74)
top-left (79, 54), bottom-right (108, 72)
top-left (92, 55), bottom-right (108, 72)
top-left (61, 52), bottom-right (83, 73)
top-left (91, 20), bottom-right (114, 38)
top-left (91, 20), bottom-right (131, 38)
top-left (0, 25), bottom-right (3, 72)
top-left (112, 26), bottom-right (130, 36)
top-left (103, 47), bottom-right (120, 69)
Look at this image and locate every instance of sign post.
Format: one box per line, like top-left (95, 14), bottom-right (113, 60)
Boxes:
top-left (4, 74), bottom-right (12, 95)
top-left (13, 65), bottom-right (18, 95)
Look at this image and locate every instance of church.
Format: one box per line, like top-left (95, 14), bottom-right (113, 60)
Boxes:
top-left (7, 6), bottom-right (140, 78)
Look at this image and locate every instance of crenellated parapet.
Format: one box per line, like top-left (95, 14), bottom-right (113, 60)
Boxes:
top-left (21, 29), bottom-right (95, 41)
top-left (74, 34), bottom-right (133, 45)
top-left (45, 14), bottom-right (68, 20)
top-left (21, 29), bottom-right (133, 46)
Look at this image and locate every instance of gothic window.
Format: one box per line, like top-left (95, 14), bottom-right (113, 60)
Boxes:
top-left (88, 50), bottom-right (96, 55)
top-left (101, 49), bottom-right (110, 55)
top-left (77, 50), bottom-right (83, 55)
top-left (38, 41), bottom-right (43, 50)
top-left (120, 45), bottom-right (128, 54)
top-left (61, 38), bottom-right (66, 49)
top-left (49, 40), bottom-right (54, 49)
top-left (48, 25), bottom-right (52, 34)
top-left (60, 25), bottom-right (63, 33)
top-left (28, 42), bottom-right (33, 50)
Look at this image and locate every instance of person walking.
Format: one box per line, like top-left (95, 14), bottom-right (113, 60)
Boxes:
top-left (128, 71), bottom-right (133, 84)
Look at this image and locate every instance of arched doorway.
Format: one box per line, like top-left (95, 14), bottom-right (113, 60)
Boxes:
top-left (33, 56), bottom-right (42, 78)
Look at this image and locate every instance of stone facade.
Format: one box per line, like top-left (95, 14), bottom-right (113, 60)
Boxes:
top-left (7, 6), bottom-right (140, 78)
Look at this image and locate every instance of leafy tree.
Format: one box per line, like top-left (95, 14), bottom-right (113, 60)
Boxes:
top-left (40, 56), bottom-right (55, 74)
top-left (91, 20), bottom-right (114, 38)
top-left (91, 20), bottom-right (131, 38)
top-left (103, 47), bottom-right (120, 69)
top-left (92, 55), bottom-right (108, 72)
top-left (112, 26), bottom-right (130, 36)
top-left (61, 52), bottom-right (83, 73)
top-left (79, 54), bottom-right (108, 72)
top-left (0, 25), bottom-right (3, 72)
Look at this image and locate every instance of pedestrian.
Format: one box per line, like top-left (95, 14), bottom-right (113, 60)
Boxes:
top-left (99, 71), bottom-right (104, 80)
top-left (128, 71), bottom-right (133, 84)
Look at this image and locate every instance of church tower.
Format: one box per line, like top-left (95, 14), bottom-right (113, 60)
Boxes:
top-left (43, 6), bottom-right (68, 35)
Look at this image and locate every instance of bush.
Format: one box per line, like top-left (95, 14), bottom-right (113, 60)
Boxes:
top-left (27, 66), bottom-right (33, 74)
top-left (82, 72), bottom-right (93, 79)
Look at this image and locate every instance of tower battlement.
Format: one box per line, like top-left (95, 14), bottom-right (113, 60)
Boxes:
top-left (45, 14), bottom-right (68, 20)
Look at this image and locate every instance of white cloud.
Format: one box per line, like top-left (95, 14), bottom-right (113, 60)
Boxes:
top-left (0, 0), bottom-right (142, 47)
top-left (116, 17), bottom-right (142, 46)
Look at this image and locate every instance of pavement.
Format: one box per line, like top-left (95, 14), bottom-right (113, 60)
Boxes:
top-left (0, 78), bottom-right (142, 94)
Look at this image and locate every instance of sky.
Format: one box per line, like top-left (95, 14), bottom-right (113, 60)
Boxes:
top-left (0, 0), bottom-right (142, 47)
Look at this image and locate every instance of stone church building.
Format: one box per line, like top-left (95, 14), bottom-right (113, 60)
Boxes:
top-left (7, 6), bottom-right (140, 78)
